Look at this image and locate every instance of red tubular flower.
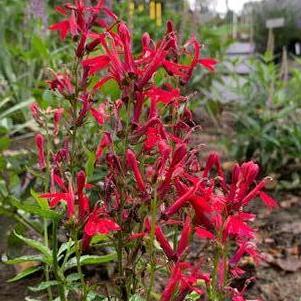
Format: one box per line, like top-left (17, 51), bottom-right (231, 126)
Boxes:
top-left (118, 22), bottom-right (136, 74)
top-left (48, 73), bottom-right (74, 96)
top-left (133, 117), bottom-right (161, 137)
top-left (203, 152), bottom-right (226, 190)
top-left (30, 103), bottom-right (41, 123)
top-left (195, 227), bottom-right (215, 240)
top-left (199, 58), bottom-right (218, 71)
top-left (144, 127), bottom-right (161, 151)
top-left (158, 144), bottom-right (188, 195)
top-left (90, 104), bottom-right (107, 125)
top-left (240, 179), bottom-right (269, 206)
top-left (50, 0), bottom-right (115, 40)
top-left (76, 32), bottom-right (87, 57)
top-left (223, 215), bottom-right (255, 241)
top-left (82, 55), bottom-right (110, 75)
top-left (35, 133), bottom-right (46, 170)
top-left (229, 242), bottom-right (259, 267)
top-left (40, 190), bottom-right (75, 218)
top-left (160, 264), bottom-right (181, 301)
top-left (136, 33), bottom-right (170, 90)
top-left (177, 217), bottom-right (191, 257)
top-left (53, 108), bottom-right (64, 136)
top-left (96, 132), bottom-right (112, 160)
top-left (76, 170), bottom-right (90, 219)
top-left (126, 149), bottom-right (146, 192)
top-left (146, 85), bottom-right (181, 106)
top-left (259, 191), bottom-right (278, 208)
top-left (155, 226), bottom-right (177, 261)
top-left (164, 181), bottom-right (201, 216)
top-left (170, 144), bottom-right (187, 169)
top-left (49, 20), bottom-right (71, 40)
top-left (76, 170), bottom-right (86, 196)
top-left (83, 208), bottom-right (120, 249)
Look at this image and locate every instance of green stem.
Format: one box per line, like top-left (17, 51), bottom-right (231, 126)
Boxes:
top-left (44, 123), bottom-right (54, 300)
top-left (70, 59), bottom-right (80, 175)
top-left (117, 231), bottom-right (127, 300)
top-left (52, 220), bottom-right (66, 301)
top-left (146, 188), bottom-right (157, 301)
top-left (73, 229), bottom-right (87, 301)
top-left (13, 212), bottom-right (42, 235)
top-left (44, 219), bottom-right (53, 301)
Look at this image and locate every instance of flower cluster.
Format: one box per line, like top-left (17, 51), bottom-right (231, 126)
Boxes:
top-left (31, 1), bottom-right (276, 300)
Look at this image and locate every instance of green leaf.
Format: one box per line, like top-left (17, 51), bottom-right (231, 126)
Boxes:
top-left (7, 266), bottom-right (42, 282)
top-left (0, 136), bottom-right (10, 151)
top-left (31, 35), bottom-right (49, 59)
top-left (85, 149), bottom-right (96, 179)
top-left (64, 253), bottom-right (117, 270)
top-left (0, 98), bottom-right (34, 120)
top-left (86, 291), bottom-right (107, 301)
top-left (0, 156), bottom-right (6, 171)
top-left (100, 79), bottom-right (120, 100)
top-left (66, 273), bottom-right (81, 283)
top-left (5, 255), bottom-right (45, 264)
top-left (58, 240), bottom-right (75, 257)
top-left (42, 90), bottom-right (53, 105)
top-left (29, 281), bottom-right (58, 292)
top-left (10, 197), bottom-right (60, 220)
top-left (14, 232), bottom-right (52, 263)
top-left (90, 234), bottom-right (109, 245)
top-left (31, 189), bottom-right (49, 209)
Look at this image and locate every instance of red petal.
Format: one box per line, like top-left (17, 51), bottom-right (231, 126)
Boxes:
top-left (82, 55), bottom-right (110, 75)
top-left (49, 20), bottom-right (70, 40)
top-left (259, 192), bottom-right (278, 209)
top-left (195, 227), bottom-right (214, 240)
top-left (199, 58), bottom-right (218, 71)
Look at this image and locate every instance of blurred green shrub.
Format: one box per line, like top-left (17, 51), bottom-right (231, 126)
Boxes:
top-left (253, 0), bottom-right (301, 55)
top-left (221, 54), bottom-right (301, 189)
top-left (0, 0), bottom-right (72, 133)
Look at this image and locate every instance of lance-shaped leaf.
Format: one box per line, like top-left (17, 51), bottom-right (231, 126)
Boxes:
top-left (14, 232), bottom-right (52, 264)
top-left (7, 266), bottom-right (42, 283)
top-left (64, 253), bottom-right (117, 271)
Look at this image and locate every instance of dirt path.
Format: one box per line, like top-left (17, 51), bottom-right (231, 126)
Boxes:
top-left (245, 194), bottom-right (301, 301)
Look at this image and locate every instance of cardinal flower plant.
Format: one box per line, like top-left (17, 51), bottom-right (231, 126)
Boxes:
top-left (7, 1), bottom-right (277, 301)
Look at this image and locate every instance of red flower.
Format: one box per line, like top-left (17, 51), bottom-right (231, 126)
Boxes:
top-left (146, 84), bottom-right (182, 106)
top-left (195, 227), bottom-right (215, 240)
top-left (47, 73), bottom-right (74, 96)
top-left (41, 190), bottom-right (75, 218)
top-left (76, 170), bottom-right (90, 219)
top-left (40, 171), bottom-right (92, 220)
top-left (199, 58), bottom-right (218, 71)
top-left (35, 133), bottom-right (46, 170)
top-left (49, 19), bottom-right (73, 40)
top-left (83, 208), bottom-right (120, 249)
top-left (126, 149), bottom-right (146, 192)
top-left (164, 180), bottom-right (201, 216)
top-left (259, 191), bottom-right (278, 209)
top-left (177, 217), bottom-right (192, 257)
top-left (82, 55), bottom-right (110, 75)
top-left (160, 264), bottom-right (181, 301)
top-left (53, 108), bottom-right (64, 136)
top-left (49, 1), bottom-right (116, 40)
top-left (90, 104), bottom-right (107, 125)
top-left (223, 214), bottom-right (255, 241)
top-left (155, 225), bottom-right (177, 261)
top-left (96, 132), bottom-right (112, 160)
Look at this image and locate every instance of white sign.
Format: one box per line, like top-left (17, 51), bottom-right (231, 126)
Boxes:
top-left (266, 18), bottom-right (285, 29)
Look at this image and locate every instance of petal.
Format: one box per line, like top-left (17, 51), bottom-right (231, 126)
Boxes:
top-left (195, 227), bottom-right (214, 240)
top-left (259, 192), bottom-right (278, 209)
